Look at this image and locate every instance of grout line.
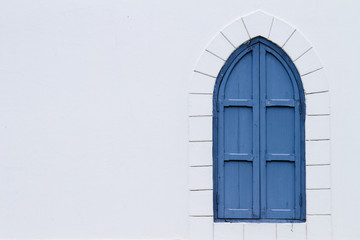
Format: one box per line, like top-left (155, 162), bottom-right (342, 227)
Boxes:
top-left (282, 29), bottom-right (296, 47)
top-left (205, 49), bottom-right (226, 62)
top-left (275, 224), bottom-right (277, 239)
top-left (190, 165), bottom-right (213, 168)
top-left (306, 221), bottom-right (308, 240)
top-left (243, 224), bottom-right (245, 240)
top-left (194, 70), bottom-right (216, 78)
top-left (189, 189), bottom-right (213, 191)
top-left (220, 31), bottom-right (236, 48)
top-left (306, 188), bottom-right (331, 190)
top-left (306, 114), bottom-right (329, 118)
top-left (294, 47), bottom-right (312, 62)
top-left (189, 115), bottom-right (212, 118)
top-left (306, 213), bottom-right (331, 216)
top-left (305, 90), bottom-right (329, 95)
top-left (306, 139), bottom-right (330, 142)
top-left (241, 18), bottom-right (251, 39)
top-left (306, 163), bottom-right (331, 167)
top-left (189, 93), bottom-right (213, 95)
top-left (268, 17), bottom-right (275, 38)
top-left (212, 218), bottom-right (215, 240)
top-left (300, 67), bottom-right (323, 77)
top-left (189, 140), bottom-right (212, 143)
top-left (189, 215), bottom-right (213, 217)
top-left (306, 114), bottom-right (330, 117)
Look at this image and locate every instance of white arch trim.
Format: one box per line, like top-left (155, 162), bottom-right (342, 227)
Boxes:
top-left (188, 10), bottom-right (332, 240)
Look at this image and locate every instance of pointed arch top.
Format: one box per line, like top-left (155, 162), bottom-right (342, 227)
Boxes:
top-left (213, 36), bottom-right (306, 114)
top-left (192, 10), bottom-right (328, 96)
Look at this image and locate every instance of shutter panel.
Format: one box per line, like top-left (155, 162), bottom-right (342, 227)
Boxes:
top-left (259, 44), bottom-right (302, 219)
top-left (217, 44), bottom-right (260, 219)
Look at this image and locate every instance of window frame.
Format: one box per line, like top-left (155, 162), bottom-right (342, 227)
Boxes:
top-left (213, 36), bottom-right (306, 223)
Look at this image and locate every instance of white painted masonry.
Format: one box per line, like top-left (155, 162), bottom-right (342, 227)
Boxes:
top-left (0, 1), bottom-right (359, 239)
top-left (188, 10), bottom-right (332, 240)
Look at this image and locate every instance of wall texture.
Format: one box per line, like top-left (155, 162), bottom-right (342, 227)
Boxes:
top-left (0, 0), bottom-right (359, 239)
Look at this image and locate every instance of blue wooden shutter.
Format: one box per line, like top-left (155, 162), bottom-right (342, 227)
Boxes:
top-left (214, 37), bottom-right (305, 221)
top-left (259, 44), bottom-right (302, 220)
top-left (217, 44), bottom-right (261, 219)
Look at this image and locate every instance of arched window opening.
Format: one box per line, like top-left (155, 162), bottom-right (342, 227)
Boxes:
top-left (213, 37), bottom-right (306, 222)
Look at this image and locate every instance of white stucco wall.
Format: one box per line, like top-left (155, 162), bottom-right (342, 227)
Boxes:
top-left (0, 0), bottom-right (359, 240)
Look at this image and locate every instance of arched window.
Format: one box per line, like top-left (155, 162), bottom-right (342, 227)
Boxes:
top-left (213, 37), bottom-right (306, 222)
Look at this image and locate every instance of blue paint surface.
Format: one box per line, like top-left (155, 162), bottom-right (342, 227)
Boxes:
top-left (213, 37), bottom-right (306, 222)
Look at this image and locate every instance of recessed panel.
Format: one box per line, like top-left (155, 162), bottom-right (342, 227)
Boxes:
top-left (224, 107), bottom-right (253, 154)
top-left (224, 161), bottom-right (253, 210)
top-left (266, 107), bottom-right (295, 154)
top-left (266, 162), bottom-right (295, 211)
top-left (224, 52), bottom-right (253, 100)
top-left (266, 52), bottom-right (294, 100)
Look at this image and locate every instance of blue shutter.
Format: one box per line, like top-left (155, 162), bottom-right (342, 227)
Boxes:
top-left (217, 44), bottom-right (260, 219)
top-left (259, 44), bottom-right (302, 220)
top-left (214, 37), bottom-right (305, 221)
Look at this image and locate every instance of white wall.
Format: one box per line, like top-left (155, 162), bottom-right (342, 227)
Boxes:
top-left (0, 0), bottom-right (358, 239)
